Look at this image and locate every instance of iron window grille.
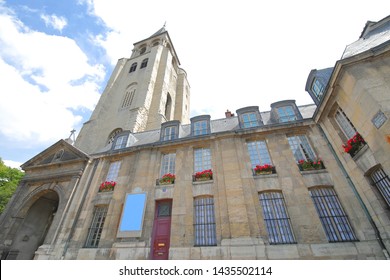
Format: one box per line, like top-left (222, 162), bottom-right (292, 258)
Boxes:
top-left (370, 168), bottom-right (390, 207)
top-left (85, 206), bottom-right (108, 248)
top-left (258, 192), bottom-right (296, 244)
top-left (194, 197), bottom-right (217, 246)
top-left (310, 187), bottom-right (357, 242)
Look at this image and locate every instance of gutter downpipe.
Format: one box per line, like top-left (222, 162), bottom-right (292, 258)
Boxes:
top-left (61, 158), bottom-right (100, 259)
top-left (317, 124), bottom-right (389, 259)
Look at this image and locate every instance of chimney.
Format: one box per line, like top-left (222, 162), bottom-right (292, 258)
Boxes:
top-left (225, 110), bottom-right (234, 118)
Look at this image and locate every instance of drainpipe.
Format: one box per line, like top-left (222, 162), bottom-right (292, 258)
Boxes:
top-left (317, 124), bottom-right (390, 259)
top-left (61, 158), bottom-right (100, 259)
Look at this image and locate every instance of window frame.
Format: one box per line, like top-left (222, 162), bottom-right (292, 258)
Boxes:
top-left (106, 161), bottom-right (121, 182)
top-left (311, 78), bottom-right (325, 101)
top-left (84, 206), bottom-right (108, 248)
top-left (193, 196), bottom-right (217, 246)
top-left (334, 107), bottom-right (356, 139)
top-left (370, 167), bottom-right (390, 207)
top-left (160, 153), bottom-right (176, 177)
top-left (246, 140), bottom-right (272, 169)
top-left (129, 62), bottom-right (137, 73)
top-left (258, 191), bottom-right (296, 244)
top-left (309, 187), bottom-right (357, 242)
top-left (277, 106), bottom-right (297, 123)
top-left (236, 106), bottom-right (262, 129)
top-left (140, 58), bottom-right (148, 69)
top-left (160, 121), bottom-right (180, 141)
top-left (194, 147), bottom-right (212, 173)
top-left (287, 135), bottom-right (317, 162)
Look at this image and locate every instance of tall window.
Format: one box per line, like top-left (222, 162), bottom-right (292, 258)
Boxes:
top-left (335, 108), bottom-right (356, 139)
top-left (247, 140), bottom-right (272, 169)
top-left (311, 79), bottom-right (325, 101)
top-left (277, 106), bottom-right (296, 123)
top-left (309, 187), bottom-right (357, 242)
top-left (194, 148), bottom-right (212, 172)
top-left (106, 161), bottom-right (121, 182)
top-left (129, 62), bottom-right (137, 73)
top-left (258, 192), bottom-right (295, 244)
top-left (160, 153), bottom-right (176, 177)
top-left (140, 58), bottom-right (148, 69)
top-left (194, 196), bottom-right (217, 246)
top-left (370, 168), bottom-right (390, 207)
top-left (193, 120), bottom-right (208, 136)
top-left (163, 126), bottom-right (177, 141)
top-left (85, 206), bottom-right (108, 248)
top-left (288, 135), bottom-right (316, 162)
top-left (242, 112), bottom-right (258, 128)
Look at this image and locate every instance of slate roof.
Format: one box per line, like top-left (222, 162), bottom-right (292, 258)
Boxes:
top-left (342, 15), bottom-right (390, 59)
top-left (96, 104), bottom-right (317, 154)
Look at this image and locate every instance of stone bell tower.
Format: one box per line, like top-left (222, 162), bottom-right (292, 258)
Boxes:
top-left (75, 26), bottom-right (191, 154)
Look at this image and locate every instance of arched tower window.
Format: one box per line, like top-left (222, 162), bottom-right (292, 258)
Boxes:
top-left (140, 58), bottom-right (148, 69)
top-left (165, 93), bottom-right (172, 120)
top-left (129, 62), bottom-right (137, 73)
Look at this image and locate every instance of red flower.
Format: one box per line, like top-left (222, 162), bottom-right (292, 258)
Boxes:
top-left (194, 169), bottom-right (213, 179)
top-left (99, 181), bottom-right (116, 192)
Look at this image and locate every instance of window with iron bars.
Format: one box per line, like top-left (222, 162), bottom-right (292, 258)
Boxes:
top-left (370, 167), bottom-right (390, 207)
top-left (309, 187), bottom-right (357, 242)
top-left (85, 206), bottom-right (108, 248)
top-left (258, 191), bottom-right (296, 244)
top-left (193, 196), bottom-right (217, 246)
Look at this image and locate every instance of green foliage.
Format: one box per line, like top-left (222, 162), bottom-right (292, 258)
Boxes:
top-left (0, 158), bottom-right (24, 214)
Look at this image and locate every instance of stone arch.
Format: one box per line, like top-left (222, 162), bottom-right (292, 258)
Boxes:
top-left (3, 188), bottom-right (60, 259)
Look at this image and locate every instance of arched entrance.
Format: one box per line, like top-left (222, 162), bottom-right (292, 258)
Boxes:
top-left (5, 190), bottom-right (59, 260)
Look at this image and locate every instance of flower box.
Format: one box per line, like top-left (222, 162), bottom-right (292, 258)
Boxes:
top-left (193, 169), bottom-right (213, 181)
top-left (158, 173), bottom-right (175, 185)
top-left (342, 132), bottom-right (366, 157)
top-left (253, 164), bottom-right (275, 175)
top-left (298, 159), bottom-right (325, 171)
top-left (99, 181), bottom-right (116, 192)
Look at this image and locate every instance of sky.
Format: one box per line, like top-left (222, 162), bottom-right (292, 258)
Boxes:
top-left (0, 0), bottom-right (389, 168)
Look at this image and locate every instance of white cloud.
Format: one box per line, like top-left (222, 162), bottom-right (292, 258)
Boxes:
top-left (40, 13), bottom-right (68, 32)
top-left (3, 160), bottom-right (23, 170)
top-left (0, 9), bottom-right (104, 145)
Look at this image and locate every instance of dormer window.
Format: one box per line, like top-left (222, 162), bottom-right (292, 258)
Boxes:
top-left (242, 112), bottom-right (258, 128)
top-left (160, 120), bottom-right (180, 141)
top-left (140, 58), bottom-right (148, 69)
top-left (129, 62), bottom-right (137, 73)
top-left (277, 106), bottom-right (297, 123)
top-left (113, 135), bottom-right (128, 150)
top-left (270, 100), bottom-right (302, 124)
top-left (139, 46), bottom-right (146, 55)
top-left (191, 115), bottom-right (211, 136)
top-left (236, 106), bottom-right (262, 129)
top-left (311, 79), bottom-right (324, 101)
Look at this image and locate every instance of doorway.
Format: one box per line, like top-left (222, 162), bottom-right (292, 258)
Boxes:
top-left (150, 199), bottom-right (172, 260)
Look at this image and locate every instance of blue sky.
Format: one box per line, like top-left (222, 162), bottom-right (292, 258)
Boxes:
top-left (0, 0), bottom-right (389, 168)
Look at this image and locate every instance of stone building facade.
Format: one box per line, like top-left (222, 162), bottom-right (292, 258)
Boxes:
top-left (1, 17), bottom-right (390, 260)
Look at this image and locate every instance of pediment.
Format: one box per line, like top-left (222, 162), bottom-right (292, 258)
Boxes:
top-left (21, 139), bottom-right (90, 170)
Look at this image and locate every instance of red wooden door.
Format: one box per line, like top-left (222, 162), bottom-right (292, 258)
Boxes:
top-left (151, 200), bottom-right (172, 260)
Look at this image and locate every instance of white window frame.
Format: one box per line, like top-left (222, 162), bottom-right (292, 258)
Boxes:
top-left (335, 108), bottom-right (356, 139)
top-left (160, 153), bottom-right (176, 177)
top-left (106, 161), bottom-right (121, 182)
top-left (247, 140), bottom-right (272, 169)
top-left (287, 135), bottom-right (316, 162)
top-left (194, 148), bottom-right (212, 173)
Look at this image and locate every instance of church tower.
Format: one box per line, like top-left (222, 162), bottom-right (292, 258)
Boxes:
top-left (75, 26), bottom-right (191, 154)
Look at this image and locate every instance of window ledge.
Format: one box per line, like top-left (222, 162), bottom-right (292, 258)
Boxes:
top-left (193, 179), bottom-right (214, 185)
top-left (352, 144), bottom-right (369, 161)
top-left (300, 169), bottom-right (328, 175)
top-left (253, 173), bottom-right (278, 179)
